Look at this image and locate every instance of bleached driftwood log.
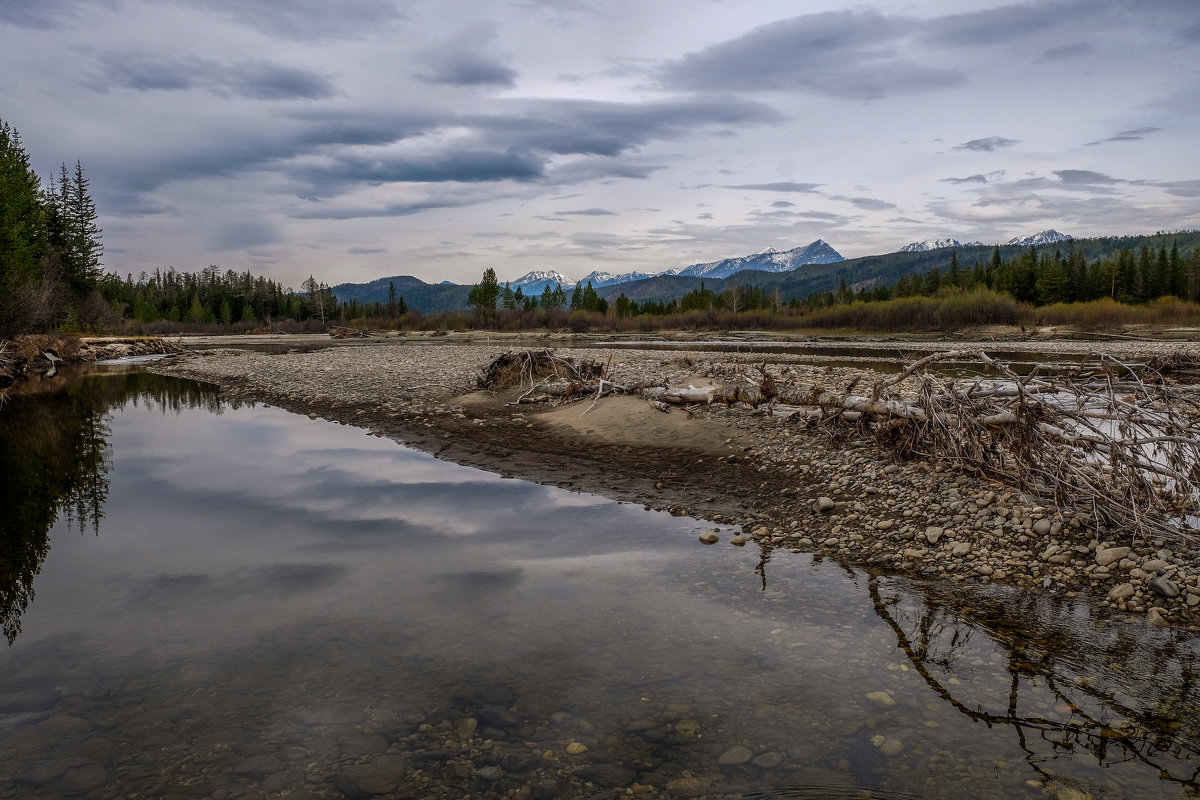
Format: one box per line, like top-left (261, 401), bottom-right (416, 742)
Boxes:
top-left (771, 349), bottom-right (1200, 544)
top-left (477, 347), bottom-right (1200, 543)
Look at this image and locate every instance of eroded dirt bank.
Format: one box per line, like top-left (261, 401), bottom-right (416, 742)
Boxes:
top-left (151, 338), bottom-right (1200, 631)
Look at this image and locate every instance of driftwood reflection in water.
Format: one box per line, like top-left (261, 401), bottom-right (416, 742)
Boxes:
top-left (868, 574), bottom-right (1200, 791)
top-left (0, 372), bottom-right (220, 644)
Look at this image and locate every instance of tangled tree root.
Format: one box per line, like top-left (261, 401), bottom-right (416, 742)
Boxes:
top-left (480, 347), bottom-right (1200, 544)
top-left (477, 349), bottom-right (606, 391)
top-left (776, 349), bottom-right (1200, 545)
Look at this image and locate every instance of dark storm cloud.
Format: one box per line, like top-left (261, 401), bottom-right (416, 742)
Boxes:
top-left (954, 137), bottom-right (1019, 152)
top-left (212, 219), bottom-right (279, 250)
top-left (725, 182), bottom-right (822, 193)
top-left (298, 149), bottom-right (547, 187)
top-left (97, 93), bottom-right (775, 211)
top-left (922, 2), bottom-right (1077, 47)
top-left (1036, 42), bottom-right (1093, 62)
top-left (554, 208), bottom-right (617, 215)
top-left (1148, 180), bottom-right (1200, 198)
top-left (795, 210), bottom-right (846, 221)
top-left (771, 201), bottom-right (795, 208)
top-left (941, 174), bottom-right (990, 184)
top-left (289, 111), bottom-right (440, 147)
top-left (415, 23), bottom-right (518, 87)
top-left (660, 9), bottom-right (962, 99)
top-left (842, 196), bottom-right (896, 211)
top-left (282, 96), bottom-right (776, 208)
top-left (1053, 169), bottom-right (1122, 185)
top-left (98, 52), bottom-right (339, 100)
top-left (544, 158), bottom-right (665, 184)
top-left (469, 96), bottom-right (783, 157)
top-left (179, 0), bottom-right (404, 41)
top-left (0, 0), bottom-right (114, 29)
top-left (1085, 126), bottom-right (1162, 146)
top-left (292, 196), bottom-right (480, 220)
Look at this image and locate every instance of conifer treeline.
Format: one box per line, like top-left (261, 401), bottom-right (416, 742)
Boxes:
top-left (0, 120), bottom-right (105, 337)
top-left (837, 241), bottom-right (1200, 308)
top-left (97, 266), bottom-right (334, 327)
top-left (604, 239), bottom-right (1200, 318)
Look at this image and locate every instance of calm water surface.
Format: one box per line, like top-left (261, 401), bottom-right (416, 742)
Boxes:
top-left (2, 370), bottom-right (1198, 799)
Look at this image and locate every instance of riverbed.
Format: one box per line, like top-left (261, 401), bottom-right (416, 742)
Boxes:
top-left (2, 366), bottom-right (1199, 799)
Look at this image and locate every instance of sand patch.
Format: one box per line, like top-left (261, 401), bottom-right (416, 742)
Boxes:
top-left (535, 394), bottom-right (747, 454)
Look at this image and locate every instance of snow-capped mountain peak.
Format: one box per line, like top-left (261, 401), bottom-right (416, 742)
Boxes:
top-left (1005, 229), bottom-right (1072, 247)
top-left (676, 240), bottom-right (844, 280)
top-left (579, 269), bottom-right (659, 288)
top-left (507, 270), bottom-right (574, 294)
top-left (900, 237), bottom-right (962, 252)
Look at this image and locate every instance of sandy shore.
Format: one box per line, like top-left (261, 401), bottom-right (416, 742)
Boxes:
top-left (151, 335), bottom-right (1200, 631)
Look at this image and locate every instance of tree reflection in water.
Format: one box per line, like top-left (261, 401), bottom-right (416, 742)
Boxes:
top-left (867, 572), bottom-right (1200, 792)
top-left (0, 371), bottom-right (219, 644)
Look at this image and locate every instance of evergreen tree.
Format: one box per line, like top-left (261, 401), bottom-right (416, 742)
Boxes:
top-left (301, 275), bottom-right (335, 323)
top-left (1036, 259), bottom-right (1068, 305)
top-left (947, 250), bottom-right (961, 288)
top-left (500, 282), bottom-right (515, 310)
top-left (0, 120), bottom-right (49, 335)
top-left (186, 294), bottom-right (206, 324)
top-left (467, 267), bottom-right (500, 323)
top-left (581, 281), bottom-right (601, 312)
top-left (59, 161), bottom-right (102, 301)
top-left (1169, 241), bottom-right (1185, 298)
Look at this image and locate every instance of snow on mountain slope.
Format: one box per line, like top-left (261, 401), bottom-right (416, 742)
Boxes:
top-left (676, 240), bottom-right (844, 279)
top-left (901, 238), bottom-right (963, 252)
top-left (1005, 230), bottom-right (1072, 247)
top-left (508, 270), bottom-right (574, 294)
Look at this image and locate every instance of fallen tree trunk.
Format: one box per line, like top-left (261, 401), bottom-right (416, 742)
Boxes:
top-left (477, 347), bottom-right (1200, 543)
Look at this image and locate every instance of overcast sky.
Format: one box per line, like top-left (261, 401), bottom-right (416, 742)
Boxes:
top-left (2, 0), bottom-right (1198, 287)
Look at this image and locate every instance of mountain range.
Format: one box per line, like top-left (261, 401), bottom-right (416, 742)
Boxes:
top-left (329, 228), bottom-right (1137, 313)
top-left (504, 240), bottom-right (846, 293)
top-left (1004, 229), bottom-right (1073, 247)
top-left (901, 230), bottom-right (1070, 252)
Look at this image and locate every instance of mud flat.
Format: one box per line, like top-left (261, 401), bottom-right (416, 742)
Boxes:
top-left (152, 337), bottom-right (1200, 631)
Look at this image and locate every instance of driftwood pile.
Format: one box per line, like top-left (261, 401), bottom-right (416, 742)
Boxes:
top-left (479, 348), bottom-right (1200, 543)
top-left (779, 349), bottom-right (1200, 544)
top-left (329, 326), bottom-right (385, 339)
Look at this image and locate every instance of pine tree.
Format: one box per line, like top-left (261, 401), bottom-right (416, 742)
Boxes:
top-left (0, 120), bottom-right (49, 335)
top-left (302, 275), bottom-right (334, 324)
top-left (467, 267), bottom-right (500, 323)
top-left (186, 294), bottom-right (206, 324)
top-left (947, 250), bottom-right (961, 288)
top-left (62, 160), bottom-right (102, 301)
top-left (581, 281), bottom-right (600, 312)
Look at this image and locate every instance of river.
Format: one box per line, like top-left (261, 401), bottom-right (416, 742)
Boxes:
top-left (1, 366), bottom-right (1197, 799)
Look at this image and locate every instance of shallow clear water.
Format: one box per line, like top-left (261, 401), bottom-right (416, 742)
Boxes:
top-left (2, 371), bottom-right (1198, 799)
